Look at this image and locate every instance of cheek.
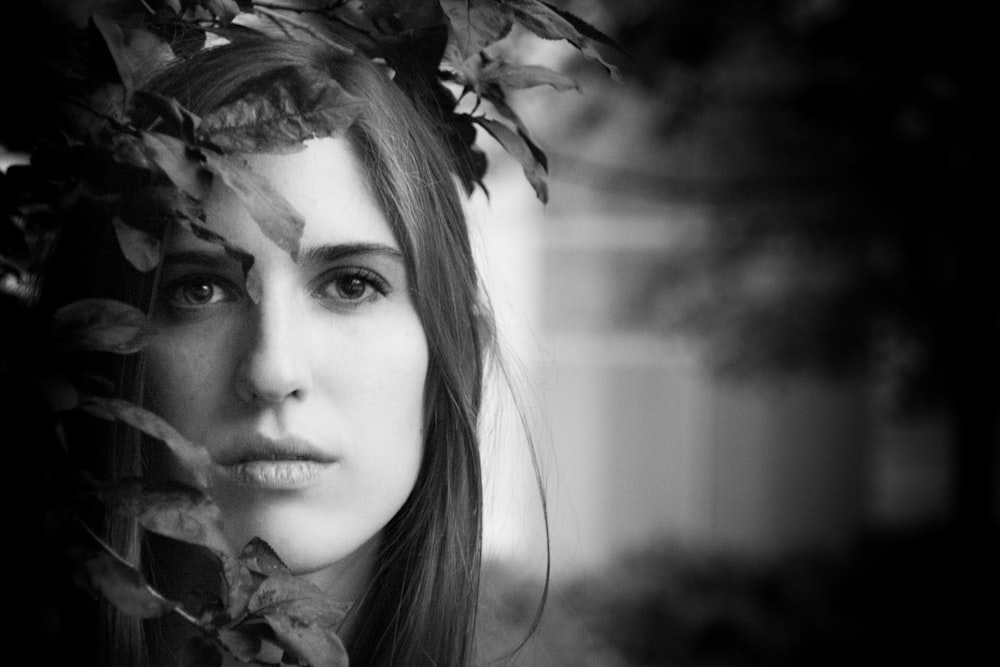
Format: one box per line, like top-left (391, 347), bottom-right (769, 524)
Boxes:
top-left (143, 332), bottom-right (229, 431)
top-left (341, 325), bottom-right (428, 433)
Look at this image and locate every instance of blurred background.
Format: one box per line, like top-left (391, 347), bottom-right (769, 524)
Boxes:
top-left (469, 1), bottom-right (997, 664)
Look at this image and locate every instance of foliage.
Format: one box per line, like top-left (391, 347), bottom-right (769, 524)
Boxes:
top-left (0, 1), bottom-right (619, 664)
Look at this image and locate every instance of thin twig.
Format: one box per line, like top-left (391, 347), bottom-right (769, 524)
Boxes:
top-left (75, 516), bottom-right (204, 627)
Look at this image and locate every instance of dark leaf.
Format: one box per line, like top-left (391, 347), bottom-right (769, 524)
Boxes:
top-left (119, 185), bottom-right (249, 269)
top-left (477, 58), bottom-right (579, 92)
top-left (49, 298), bottom-right (152, 354)
top-left (79, 550), bottom-right (179, 619)
top-left (474, 117), bottom-right (548, 202)
top-left (179, 635), bottom-right (224, 667)
top-left (539, 1), bottom-right (627, 53)
top-left (141, 131), bottom-right (212, 199)
top-left (32, 373), bottom-right (80, 413)
top-left (112, 216), bottom-right (161, 272)
top-left (218, 626), bottom-right (262, 662)
top-left (106, 132), bottom-right (155, 173)
top-left (199, 78), bottom-right (365, 153)
top-left (174, 217), bottom-right (256, 277)
top-left (245, 262), bottom-right (262, 304)
top-left (221, 552), bottom-right (255, 620)
top-left (204, 154), bottom-right (304, 258)
top-left (92, 16), bottom-right (175, 94)
top-left (262, 610), bottom-right (348, 667)
top-left (91, 15), bottom-right (135, 93)
top-left (248, 574), bottom-right (347, 621)
top-left (203, 0), bottom-right (241, 25)
top-left (100, 479), bottom-right (232, 556)
top-left (362, 0), bottom-right (444, 33)
top-left (506, 0), bottom-right (622, 82)
top-left (239, 537), bottom-right (291, 578)
top-left (78, 396), bottom-right (213, 487)
top-left (439, 0), bottom-right (513, 62)
top-left (116, 185), bottom-right (204, 249)
top-left (133, 90), bottom-right (202, 144)
top-left (471, 80), bottom-right (548, 171)
top-left (250, 575), bottom-right (349, 667)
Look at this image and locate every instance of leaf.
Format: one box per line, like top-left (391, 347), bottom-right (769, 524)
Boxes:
top-left (478, 58), bottom-right (580, 92)
top-left (116, 185), bottom-right (193, 238)
top-left (248, 574), bottom-right (347, 620)
top-left (133, 90), bottom-right (202, 144)
top-left (49, 298), bottom-right (152, 354)
top-left (506, 0), bottom-right (622, 82)
top-left (141, 131), bottom-right (212, 199)
top-left (78, 396), bottom-right (213, 488)
top-left (245, 262), bottom-right (262, 304)
top-left (262, 610), bottom-right (348, 667)
top-left (539, 1), bottom-right (627, 53)
top-left (78, 550), bottom-right (179, 619)
top-left (174, 217), bottom-right (256, 277)
top-left (179, 635), bottom-right (224, 667)
top-left (217, 627), bottom-right (262, 663)
top-left (91, 15), bottom-right (135, 93)
top-left (249, 575), bottom-right (349, 667)
top-left (474, 117), bottom-right (548, 203)
top-left (204, 154), bottom-right (304, 258)
top-left (221, 552), bottom-right (255, 621)
top-left (32, 373), bottom-right (80, 413)
top-left (239, 537), bottom-right (291, 578)
top-left (199, 78), bottom-right (366, 153)
top-left (203, 0), bottom-right (241, 25)
top-left (362, 0), bottom-right (445, 32)
top-left (112, 216), bottom-right (161, 272)
top-left (107, 131), bottom-right (155, 173)
top-left (92, 16), bottom-right (175, 95)
top-left (439, 0), bottom-right (513, 62)
top-left (100, 479), bottom-right (233, 557)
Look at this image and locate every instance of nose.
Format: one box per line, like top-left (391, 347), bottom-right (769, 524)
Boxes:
top-left (234, 293), bottom-right (309, 405)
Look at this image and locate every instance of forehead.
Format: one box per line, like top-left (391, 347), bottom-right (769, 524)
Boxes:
top-left (201, 136), bottom-right (398, 252)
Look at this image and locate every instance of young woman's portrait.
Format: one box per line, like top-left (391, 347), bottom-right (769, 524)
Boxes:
top-left (7, 2), bottom-right (991, 667)
top-left (0, 2), bottom-right (618, 665)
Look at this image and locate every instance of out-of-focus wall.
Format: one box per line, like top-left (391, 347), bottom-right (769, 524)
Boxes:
top-left (469, 162), bottom-right (917, 582)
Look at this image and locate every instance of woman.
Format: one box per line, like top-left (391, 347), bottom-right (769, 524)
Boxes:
top-left (39, 31), bottom-right (521, 666)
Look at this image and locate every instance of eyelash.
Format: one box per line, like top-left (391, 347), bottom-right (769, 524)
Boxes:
top-left (160, 275), bottom-right (239, 311)
top-left (314, 267), bottom-right (390, 306)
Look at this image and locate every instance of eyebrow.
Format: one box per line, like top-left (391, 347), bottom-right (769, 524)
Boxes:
top-left (297, 242), bottom-right (404, 267)
top-left (162, 242), bottom-right (404, 268)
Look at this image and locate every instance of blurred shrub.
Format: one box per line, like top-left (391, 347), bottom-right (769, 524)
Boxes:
top-left (478, 525), bottom-right (995, 666)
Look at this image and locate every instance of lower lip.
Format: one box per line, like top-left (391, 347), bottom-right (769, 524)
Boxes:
top-left (221, 460), bottom-right (332, 490)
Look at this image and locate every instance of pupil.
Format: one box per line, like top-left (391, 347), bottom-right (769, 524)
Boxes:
top-left (185, 283), bottom-right (212, 303)
top-left (339, 277), bottom-right (365, 299)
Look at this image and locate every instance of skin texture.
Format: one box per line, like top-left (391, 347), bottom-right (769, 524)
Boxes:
top-left (144, 136), bottom-right (428, 602)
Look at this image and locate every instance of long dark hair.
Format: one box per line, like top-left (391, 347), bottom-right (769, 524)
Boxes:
top-left (44, 34), bottom-right (503, 666)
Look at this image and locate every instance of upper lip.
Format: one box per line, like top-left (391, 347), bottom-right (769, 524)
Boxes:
top-left (214, 433), bottom-right (337, 466)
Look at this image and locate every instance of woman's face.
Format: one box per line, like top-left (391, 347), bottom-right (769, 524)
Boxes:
top-left (144, 137), bottom-right (427, 593)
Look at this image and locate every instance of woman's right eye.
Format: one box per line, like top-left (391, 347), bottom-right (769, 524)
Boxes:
top-left (162, 277), bottom-right (237, 309)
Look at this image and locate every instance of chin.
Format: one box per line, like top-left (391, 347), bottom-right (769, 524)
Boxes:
top-left (222, 505), bottom-right (376, 579)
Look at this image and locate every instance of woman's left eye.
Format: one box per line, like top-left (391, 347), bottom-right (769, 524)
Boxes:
top-left (315, 269), bottom-right (389, 306)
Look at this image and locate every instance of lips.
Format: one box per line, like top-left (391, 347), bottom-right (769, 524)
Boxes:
top-left (214, 433), bottom-right (337, 490)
